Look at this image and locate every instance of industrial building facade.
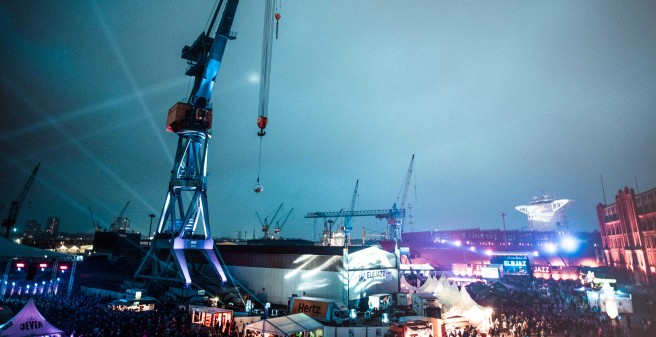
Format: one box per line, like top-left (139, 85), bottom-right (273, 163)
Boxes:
top-left (217, 244), bottom-right (399, 307)
top-left (597, 187), bottom-right (656, 285)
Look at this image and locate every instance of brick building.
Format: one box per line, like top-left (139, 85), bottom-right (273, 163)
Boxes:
top-left (596, 187), bottom-right (656, 285)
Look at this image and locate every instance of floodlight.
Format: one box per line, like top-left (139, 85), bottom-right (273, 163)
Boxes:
top-left (561, 236), bottom-right (578, 252)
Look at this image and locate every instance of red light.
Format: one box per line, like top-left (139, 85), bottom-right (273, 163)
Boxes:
top-left (16, 263), bottom-right (25, 268)
top-left (59, 266), bottom-right (68, 270)
top-left (39, 263), bottom-right (48, 268)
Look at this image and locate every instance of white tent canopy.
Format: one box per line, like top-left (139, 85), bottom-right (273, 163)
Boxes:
top-left (0, 299), bottom-right (63, 337)
top-left (418, 275), bottom-right (439, 293)
top-left (400, 274), bottom-right (418, 293)
top-left (244, 313), bottom-right (322, 337)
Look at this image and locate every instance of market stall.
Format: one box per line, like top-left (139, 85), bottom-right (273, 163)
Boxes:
top-left (109, 296), bottom-right (158, 312)
top-left (190, 305), bottom-right (234, 330)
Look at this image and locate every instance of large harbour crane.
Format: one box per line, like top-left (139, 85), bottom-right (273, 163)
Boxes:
top-left (135, 0), bottom-right (242, 287)
top-left (2, 163), bottom-right (40, 238)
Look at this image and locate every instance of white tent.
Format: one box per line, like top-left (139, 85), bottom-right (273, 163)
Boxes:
top-left (243, 313), bottom-right (323, 337)
top-left (0, 299), bottom-right (63, 337)
top-left (457, 286), bottom-right (477, 310)
top-left (400, 275), bottom-right (418, 293)
top-left (459, 287), bottom-right (492, 327)
top-left (437, 282), bottom-right (460, 308)
top-left (418, 275), bottom-right (440, 294)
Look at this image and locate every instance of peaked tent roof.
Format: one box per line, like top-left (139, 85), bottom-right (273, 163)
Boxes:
top-left (400, 275), bottom-right (418, 293)
top-left (0, 299), bottom-right (63, 337)
top-left (244, 313), bottom-right (322, 337)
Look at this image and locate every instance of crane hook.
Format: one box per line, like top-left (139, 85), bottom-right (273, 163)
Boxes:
top-left (275, 13), bottom-right (281, 39)
top-left (257, 116), bottom-right (268, 137)
top-left (254, 137), bottom-right (264, 193)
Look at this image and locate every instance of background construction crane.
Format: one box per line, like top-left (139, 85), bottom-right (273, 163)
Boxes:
top-left (256, 202), bottom-right (284, 238)
top-left (88, 206), bottom-right (102, 232)
top-left (343, 180), bottom-right (358, 246)
top-left (305, 155), bottom-right (415, 243)
top-left (273, 207), bottom-right (293, 239)
top-left (389, 154), bottom-right (415, 241)
top-left (111, 200), bottom-right (131, 231)
top-left (2, 163), bottom-right (40, 238)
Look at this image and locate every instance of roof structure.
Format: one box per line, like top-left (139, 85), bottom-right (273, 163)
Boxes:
top-left (0, 299), bottom-right (64, 337)
top-left (243, 313), bottom-right (323, 337)
top-left (0, 238), bottom-right (74, 260)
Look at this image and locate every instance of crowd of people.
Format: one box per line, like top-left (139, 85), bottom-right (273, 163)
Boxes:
top-left (468, 276), bottom-right (655, 337)
top-left (0, 294), bottom-right (238, 337)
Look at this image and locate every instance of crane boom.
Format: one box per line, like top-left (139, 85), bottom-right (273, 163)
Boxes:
top-left (343, 180), bottom-right (358, 244)
top-left (167, 0), bottom-right (240, 134)
top-left (305, 208), bottom-right (405, 219)
top-left (277, 208), bottom-right (294, 231)
top-left (188, 0), bottom-right (239, 108)
top-left (399, 154), bottom-right (414, 209)
top-left (268, 202), bottom-right (284, 224)
top-left (3, 163), bottom-right (40, 238)
top-left (117, 200), bottom-right (131, 218)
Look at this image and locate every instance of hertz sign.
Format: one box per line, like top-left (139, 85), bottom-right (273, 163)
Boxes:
top-left (291, 299), bottom-right (329, 319)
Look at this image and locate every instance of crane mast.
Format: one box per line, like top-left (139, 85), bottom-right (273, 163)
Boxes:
top-left (135, 0), bottom-right (240, 287)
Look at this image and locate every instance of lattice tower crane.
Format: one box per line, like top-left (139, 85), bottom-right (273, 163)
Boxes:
top-left (134, 0), bottom-right (242, 287)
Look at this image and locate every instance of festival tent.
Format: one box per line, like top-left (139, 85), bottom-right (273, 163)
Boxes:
top-left (243, 313), bottom-right (323, 337)
top-left (458, 287), bottom-right (492, 327)
top-left (400, 274), bottom-right (418, 293)
top-left (457, 286), bottom-right (478, 310)
top-left (0, 299), bottom-right (63, 337)
top-left (418, 275), bottom-right (439, 293)
top-left (437, 281), bottom-right (460, 308)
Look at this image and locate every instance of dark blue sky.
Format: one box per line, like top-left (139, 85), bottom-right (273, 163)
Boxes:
top-left (1, 1), bottom-right (655, 240)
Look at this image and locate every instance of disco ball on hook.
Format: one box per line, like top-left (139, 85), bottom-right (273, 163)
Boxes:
top-left (254, 184), bottom-right (264, 193)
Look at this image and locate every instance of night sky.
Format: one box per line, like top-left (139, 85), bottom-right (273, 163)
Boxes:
top-left (1, 1), bottom-right (655, 240)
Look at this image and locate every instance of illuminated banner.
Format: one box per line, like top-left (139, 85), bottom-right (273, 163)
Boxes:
top-left (357, 270), bottom-right (389, 281)
top-left (492, 255), bottom-right (530, 276)
top-left (481, 267), bottom-right (500, 279)
top-left (532, 265), bottom-right (551, 274)
top-left (349, 269), bottom-right (398, 300)
top-left (290, 299), bottom-right (329, 319)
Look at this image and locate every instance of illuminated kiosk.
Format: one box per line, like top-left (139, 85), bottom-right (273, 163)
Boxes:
top-left (515, 194), bottom-right (573, 231)
top-left (190, 305), bottom-right (233, 329)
